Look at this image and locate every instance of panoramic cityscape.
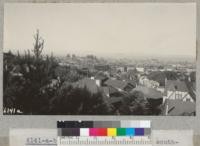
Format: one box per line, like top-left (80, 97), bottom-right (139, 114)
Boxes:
top-left (3, 3), bottom-right (196, 115)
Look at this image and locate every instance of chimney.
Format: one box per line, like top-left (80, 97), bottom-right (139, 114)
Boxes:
top-left (165, 104), bottom-right (169, 116)
top-left (188, 76), bottom-right (191, 82)
top-left (165, 78), bottom-right (167, 86)
top-left (95, 80), bottom-right (101, 87)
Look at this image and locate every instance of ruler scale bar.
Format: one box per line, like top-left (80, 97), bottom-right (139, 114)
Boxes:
top-left (57, 136), bottom-right (151, 145)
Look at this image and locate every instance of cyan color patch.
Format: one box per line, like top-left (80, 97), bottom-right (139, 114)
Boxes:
top-left (126, 128), bottom-right (135, 136)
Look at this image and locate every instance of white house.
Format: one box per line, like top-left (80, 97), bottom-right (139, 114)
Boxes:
top-left (139, 76), bottom-right (159, 88)
top-left (136, 67), bottom-right (144, 72)
top-left (116, 67), bottom-right (125, 73)
top-left (163, 80), bottom-right (194, 103)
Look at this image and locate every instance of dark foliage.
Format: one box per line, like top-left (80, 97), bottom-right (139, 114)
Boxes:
top-left (49, 86), bottom-right (110, 115)
top-left (118, 91), bottom-right (149, 115)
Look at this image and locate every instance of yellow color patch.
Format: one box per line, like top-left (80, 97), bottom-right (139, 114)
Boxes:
top-left (107, 128), bottom-right (117, 136)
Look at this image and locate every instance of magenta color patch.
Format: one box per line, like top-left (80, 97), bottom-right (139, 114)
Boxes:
top-left (89, 128), bottom-right (98, 136)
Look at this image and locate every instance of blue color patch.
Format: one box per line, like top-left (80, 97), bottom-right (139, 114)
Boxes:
top-left (126, 128), bottom-right (135, 136)
top-left (135, 128), bottom-right (144, 136)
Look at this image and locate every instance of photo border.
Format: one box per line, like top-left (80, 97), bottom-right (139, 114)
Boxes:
top-left (0, 0), bottom-right (199, 145)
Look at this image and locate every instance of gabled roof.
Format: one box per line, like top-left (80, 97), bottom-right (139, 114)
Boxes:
top-left (95, 72), bottom-right (108, 81)
top-left (127, 80), bottom-right (137, 87)
top-left (165, 99), bottom-right (195, 116)
top-left (192, 82), bottom-right (196, 90)
top-left (165, 80), bottom-right (189, 92)
top-left (127, 68), bottom-right (138, 74)
top-left (131, 86), bottom-right (162, 99)
top-left (73, 78), bottom-right (99, 94)
top-left (185, 81), bottom-right (196, 102)
top-left (101, 86), bottom-right (119, 96)
top-left (120, 73), bottom-right (129, 80)
top-left (105, 79), bottom-right (129, 90)
top-left (107, 97), bottom-right (123, 104)
top-left (120, 72), bottom-right (137, 81)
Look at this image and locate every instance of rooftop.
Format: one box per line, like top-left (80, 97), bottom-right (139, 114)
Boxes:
top-left (165, 80), bottom-right (189, 92)
top-left (105, 79), bottom-right (129, 90)
top-left (131, 85), bottom-right (162, 99)
top-left (165, 99), bottom-right (195, 116)
top-left (73, 78), bottom-right (99, 94)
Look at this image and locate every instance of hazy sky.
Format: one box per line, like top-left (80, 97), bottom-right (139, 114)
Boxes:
top-left (4, 3), bottom-right (196, 58)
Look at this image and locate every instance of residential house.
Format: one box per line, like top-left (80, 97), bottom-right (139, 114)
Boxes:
top-left (131, 85), bottom-right (163, 101)
top-left (73, 79), bottom-right (126, 110)
top-left (73, 78), bottom-right (100, 94)
top-left (139, 76), bottom-right (159, 88)
top-left (101, 86), bottom-right (124, 98)
top-left (59, 62), bottom-right (70, 66)
top-left (116, 67), bottom-right (125, 73)
top-left (120, 71), bottom-right (138, 82)
top-left (127, 69), bottom-right (139, 81)
top-left (94, 65), bottom-right (110, 71)
top-left (131, 86), bottom-right (163, 115)
top-left (127, 67), bottom-right (136, 72)
top-left (136, 67), bottom-right (144, 73)
top-left (90, 72), bottom-right (109, 87)
top-left (163, 80), bottom-right (195, 103)
top-left (104, 79), bottom-right (136, 92)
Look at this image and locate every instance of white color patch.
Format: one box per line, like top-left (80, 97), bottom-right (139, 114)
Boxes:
top-left (80, 128), bottom-right (89, 136)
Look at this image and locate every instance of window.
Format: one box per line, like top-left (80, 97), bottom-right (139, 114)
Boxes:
top-left (175, 93), bottom-right (182, 99)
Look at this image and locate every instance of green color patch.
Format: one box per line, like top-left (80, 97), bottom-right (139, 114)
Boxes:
top-left (117, 128), bottom-right (126, 136)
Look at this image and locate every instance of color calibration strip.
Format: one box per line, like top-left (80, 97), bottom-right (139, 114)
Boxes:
top-left (57, 120), bottom-right (151, 128)
top-left (57, 120), bottom-right (151, 137)
top-left (58, 128), bottom-right (150, 136)
top-left (57, 121), bottom-right (151, 146)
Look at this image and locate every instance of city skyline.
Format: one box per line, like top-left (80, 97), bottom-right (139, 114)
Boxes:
top-left (4, 3), bottom-right (196, 58)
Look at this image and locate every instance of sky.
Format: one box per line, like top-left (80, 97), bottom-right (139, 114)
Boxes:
top-left (4, 3), bottom-right (196, 59)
